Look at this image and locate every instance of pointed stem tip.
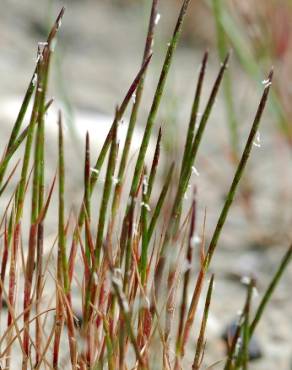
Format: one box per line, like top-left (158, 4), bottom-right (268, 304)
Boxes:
top-left (222, 51), bottom-right (231, 68)
top-left (268, 68), bottom-right (274, 83)
top-left (58, 7), bottom-right (66, 23)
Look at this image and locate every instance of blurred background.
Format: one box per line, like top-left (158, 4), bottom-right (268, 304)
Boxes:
top-left (0, 0), bottom-right (292, 368)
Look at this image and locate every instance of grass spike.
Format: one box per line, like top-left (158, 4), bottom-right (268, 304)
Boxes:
top-left (192, 274), bottom-right (215, 370)
top-left (205, 69), bottom-right (273, 269)
top-left (128, 0), bottom-right (193, 200)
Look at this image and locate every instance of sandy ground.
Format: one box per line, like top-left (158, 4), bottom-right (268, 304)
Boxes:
top-left (0, 1), bottom-right (292, 369)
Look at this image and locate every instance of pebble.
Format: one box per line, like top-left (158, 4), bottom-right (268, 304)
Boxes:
top-left (222, 320), bottom-right (263, 361)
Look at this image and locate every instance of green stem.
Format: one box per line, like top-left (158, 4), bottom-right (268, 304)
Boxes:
top-left (204, 70), bottom-right (273, 269)
top-left (250, 243), bottom-right (292, 336)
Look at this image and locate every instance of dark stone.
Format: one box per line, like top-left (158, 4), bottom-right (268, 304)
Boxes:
top-left (222, 321), bottom-right (263, 361)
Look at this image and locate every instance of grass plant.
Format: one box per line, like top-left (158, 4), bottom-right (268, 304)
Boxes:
top-left (0, 2), bottom-right (291, 369)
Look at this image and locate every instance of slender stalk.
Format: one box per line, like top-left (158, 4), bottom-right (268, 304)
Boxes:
top-left (123, 196), bottom-right (136, 296)
top-left (88, 54), bottom-right (152, 198)
top-left (58, 112), bottom-right (69, 293)
top-left (128, 0), bottom-right (193, 202)
top-left (147, 127), bottom-right (162, 200)
top-left (112, 273), bottom-right (145, 368)
top-left (180, 51), bottom-right (208, 175)
top-left (146, 163), bottom-right (174, 249)
top-left (140, 172), bottom-right (150, 286)
top-left (192, 274), bottom-right (215, 370)
top-left (223, 317), bottom-right (242, 370)
top-left (6, 49), bottom-right (44, 369)
top-left (68, 55), bottom-right (152, 282)
top-left (0, 217), bottom-right (9, 314)
top-left (94, 118), bottom-right (118, 267)
top-left (0, 7), bottom-right (65, 187)
top-left (175, 195), bottom-right (196, 355)
top-left (154, 54), bottom-right (229, 301)
top-left (53, 290), bottom-right (64, 369)
top-left (175, 53), bottom-right (230, 226)
top-left (110, 0), bottom-right (159, 222)
top-left (204, 69), bottom-right (273, 269)
top-left (23, 37), bottom-right (52, 369)
top-left (250, 243), bottom-right (292, 336)
top-left (58, 113), bottom-right (78, 367)
top-left (212, 0), bottom-right (239, 156)
top-left (6, 222), bottom-right (21, 370)
top-left (84, 132), bottom-right (91, 265)
top-left (0, 126), bottom-right (29, 180)
top-left (84, 116), bottom-right (118, 324)
top-left (219, 5), bottom-right (291, 143)
top-left (241, 279), bottom-right (255, 370)
top-left (15, 53), bottom-right (43, 224)
top-left (33, 15), bottom-right (61, 364)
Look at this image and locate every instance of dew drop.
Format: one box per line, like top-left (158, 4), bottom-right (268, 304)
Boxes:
top-left (32, 73), bottom-right (37, 87)
top-left (143, 175), bottom-right (148, 195)
top-left (132, 92), bottom-right (136, 104)
top-left (112, 176), bottom-right (120, 185)
top-left (155, 13), bottom-right (161, 25)
top-left (253, 131), bottom-right (261, 148)
top-left (90, 168), bottom-right (99, 175)
top-left (191, 166), bottom-right (200, 176)
top-left (190, 234), bottom-right (201, 248)
top-left (252, 286), bottom-right (259, 299)
top-left (262, 79), bottom-right (271, 88)
top-left (141, 201), bottom-right (151, 212)
top-left (38, 41), bottom-right (48, 48)
top-left (93, 272), bottom-right (98, 285)
top-left (57, 19), bottom-right (62, 30)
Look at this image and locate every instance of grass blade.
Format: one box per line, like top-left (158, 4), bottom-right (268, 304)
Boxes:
top-left (250, 243), bottom-right (292, 336)
top-left (128, 0), bottom-right (193, 200)
top-left (110, 0), bottom-right (159, 223)
top-left (192, 274), bottom-right (215, 370)
top-left (204, 69), bottom-right (273, 269)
